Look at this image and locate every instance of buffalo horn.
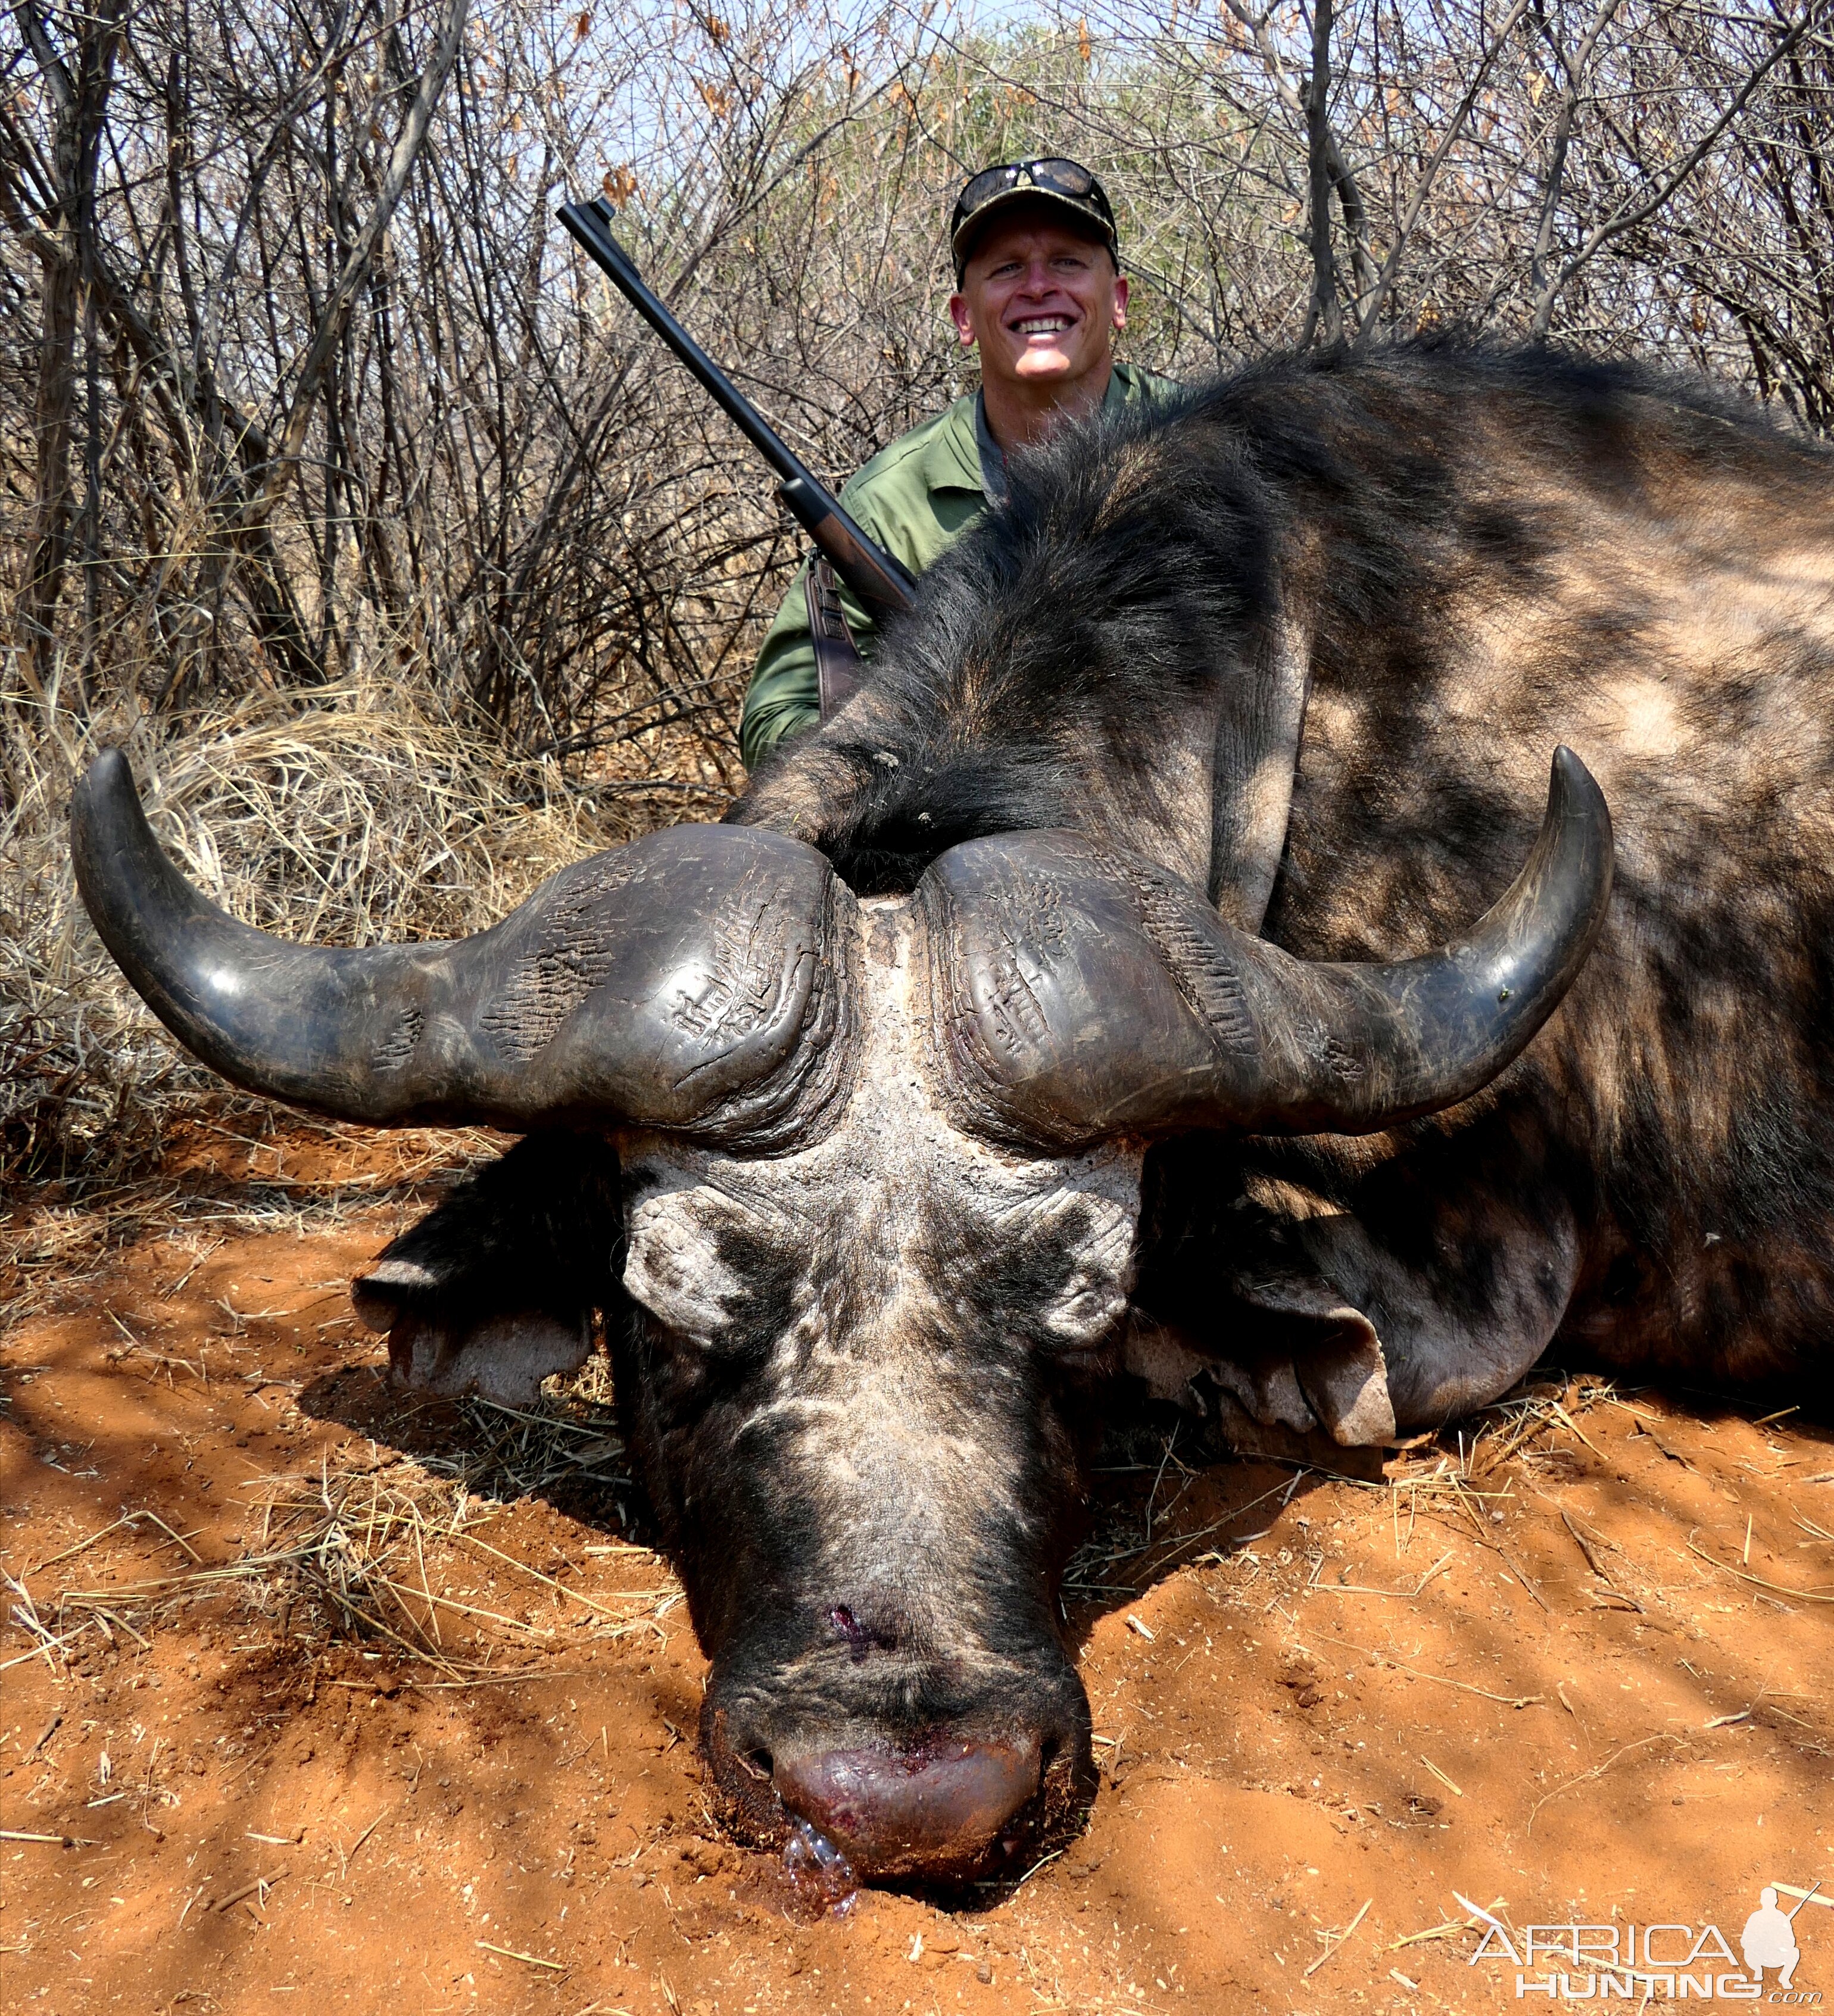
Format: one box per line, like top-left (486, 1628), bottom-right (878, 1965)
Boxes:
top-left (71, 748), bottom-right (844, 1138)
top-left (925, 746), bottom-right (1612, 1144)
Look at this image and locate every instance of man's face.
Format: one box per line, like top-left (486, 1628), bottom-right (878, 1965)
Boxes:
top-left (949, 213), bottom-right (1128, 395)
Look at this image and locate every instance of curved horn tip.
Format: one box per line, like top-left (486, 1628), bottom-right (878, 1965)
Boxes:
top-left (1549, 743), bottom-right (1610, 829)
top-left (75, 742), bottom-right (135, 807)
top-left (1542, 745), bottom-right (1614, 910)
top-left (71, 745), bottom-right (146, 866)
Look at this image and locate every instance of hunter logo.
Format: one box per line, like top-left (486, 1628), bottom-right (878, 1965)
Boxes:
top-left (1458, 1883), bottom-right (1828, 2003)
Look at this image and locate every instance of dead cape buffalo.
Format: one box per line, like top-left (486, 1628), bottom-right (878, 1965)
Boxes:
top-left (72, 345), bottom-right (1834, 1889)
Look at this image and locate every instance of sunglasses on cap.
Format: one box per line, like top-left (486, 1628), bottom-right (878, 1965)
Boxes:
top-left (950, 158), bottom-right (1118, 273)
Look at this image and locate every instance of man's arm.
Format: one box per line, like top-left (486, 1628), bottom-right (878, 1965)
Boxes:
top-left (739, 566), bottom-right (824, 769)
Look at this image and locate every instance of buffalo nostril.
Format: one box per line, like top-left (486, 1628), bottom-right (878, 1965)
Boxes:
top-left (740, 1747), bottom-right (773, 1781)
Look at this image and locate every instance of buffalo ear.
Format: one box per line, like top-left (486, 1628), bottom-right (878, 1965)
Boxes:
top-left (1136, 1131), bottom-right (1584, 1441)
top-left (1123, 1263), bottom-right (1395, 1444)
top-left (1121, 1307), bottom-right (1393, 1480)
top-left (1203, 1266), bottom-right (1395, 1446)
top-left (1125, 1155), bottom-right (1395, 1465)
top-left (353, 1131), bottom-right (625, 1403)
top-left (376, 1308), bottom-right (594, 1407)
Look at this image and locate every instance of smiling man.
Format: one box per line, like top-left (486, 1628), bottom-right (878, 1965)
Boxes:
top-left (738, 158), bottom-right (1178, 769)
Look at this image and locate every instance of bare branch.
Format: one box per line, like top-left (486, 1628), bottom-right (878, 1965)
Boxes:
top-left (1532, 3), bottom-right (1824, 334)
top-left (1222, 0), bottom-right (1374, 304)
top-left (239, 0), bottom-right (469, 535)
top-left (1353, 0), bottom-right (1533, 348)
top-left (1528, 0), bottom-right (1627, 335)
top-left (1303, 0), bottom-right (1343, 347)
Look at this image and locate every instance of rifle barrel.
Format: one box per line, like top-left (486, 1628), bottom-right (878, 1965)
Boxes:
top-left (558, 199), bottom-right (915, 622)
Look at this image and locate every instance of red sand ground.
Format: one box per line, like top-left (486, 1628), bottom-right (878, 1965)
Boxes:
top-left (3, 1123), bottom-right (1831, 2015)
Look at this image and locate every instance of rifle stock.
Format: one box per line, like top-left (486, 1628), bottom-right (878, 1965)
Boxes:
top-left (558, 198), bottom-right (916, 625)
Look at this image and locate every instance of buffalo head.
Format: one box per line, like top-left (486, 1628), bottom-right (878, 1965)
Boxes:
top-left (72, 745), bottom-right (1610, 1884)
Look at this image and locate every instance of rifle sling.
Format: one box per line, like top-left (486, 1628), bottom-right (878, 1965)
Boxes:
top-left (806, 556), bottom-right (863, 722)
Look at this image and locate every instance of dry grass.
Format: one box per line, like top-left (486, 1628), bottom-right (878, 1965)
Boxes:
top-left (1062, 1370), bottom-right (1623, 1610)
top-left (8, 1357), bottom-right (683, 1690)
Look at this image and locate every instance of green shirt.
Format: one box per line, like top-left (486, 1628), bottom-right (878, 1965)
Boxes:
top-left (738, 361), bottom-right (1181, 769)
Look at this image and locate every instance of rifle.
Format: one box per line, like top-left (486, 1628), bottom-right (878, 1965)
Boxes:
top-left (557, 198), bottom-right (916, 625)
